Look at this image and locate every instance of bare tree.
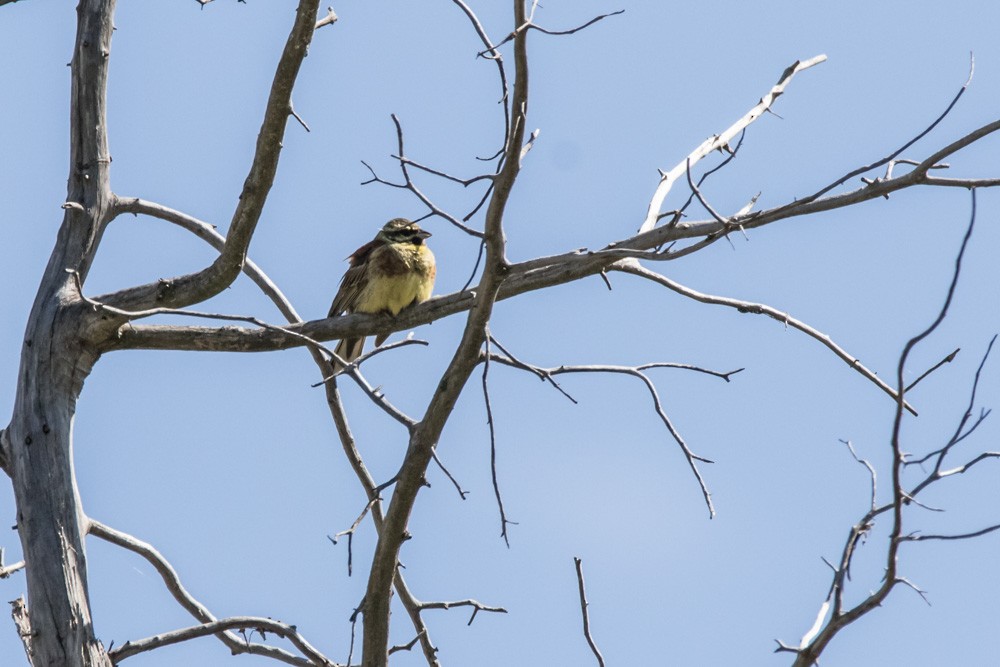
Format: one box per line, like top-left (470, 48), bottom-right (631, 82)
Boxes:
top-left (1, 2), bottom-right (999, 667)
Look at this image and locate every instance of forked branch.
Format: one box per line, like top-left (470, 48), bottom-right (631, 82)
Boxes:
top-left (782, 191), bottom-right (993, 667)
top-left (95, 0), bottom-right (321, 313)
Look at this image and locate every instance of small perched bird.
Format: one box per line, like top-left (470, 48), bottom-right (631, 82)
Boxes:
top-left (328, 218), bottom-right (436, 369)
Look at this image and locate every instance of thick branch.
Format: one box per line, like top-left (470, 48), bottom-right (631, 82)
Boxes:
top-left (8, 3), bottom-right (119, 665)
top-left (360, 3), bottom-right (529, 664)
top-left (95, 0), bottom-right (320, 312)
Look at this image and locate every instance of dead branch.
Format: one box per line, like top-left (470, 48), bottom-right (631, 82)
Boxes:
top-left (109, 617), bottom-right (339, 665)
top-left (482, 333), bottom-right (515, 545)
top-left (639, 55), bottom-right (828, 234)
top-left (783, 190), bottom-right (986, 667)
top-left (488, 8), bottom-right (624, 53)
top-left (907, 336), bottom-right (995, 470)
top-left (94, 0), bottom-right (321, 313)
top-left (124, 192), bottom-right (444, 666)
top-left (388, 631), bottom-right (425, 656)
top-left (431, 449), bottom-right (470, 500)
top-left (314, 6), bottom-right (337, 30)
top-left (574, 557), bottom-right (606, 667)
top-left (9, 596), bottom-right (33, 664)
top-left (449, 0), bottom-right (511, 158)
top-left (483, 351), bottom-right (720, 517)
top-left (359, 3), bottom-right (530, 662)
top-left (417, 598), bottom-right (508, 626)
top-left (779, 55), bottom-right (975, 214)
top-left (0, 547), bottom-right (25, 579)
top-left (88, 520), bottom-right (334, 666)
top-left (615, 259), bottom-right (917, 416)
top-left (377, 114), bottom-right (486, 238)
top-left (330, 498), bottom-right (379, 577)
top-left (905, 348), bottom-right (960, 392)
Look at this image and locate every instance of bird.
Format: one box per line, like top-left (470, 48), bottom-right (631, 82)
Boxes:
top-left (328, 218), bottom-right (436, 370)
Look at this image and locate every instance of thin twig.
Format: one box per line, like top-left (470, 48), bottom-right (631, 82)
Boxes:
top-left (388, 631), bottom-right (425, 656)
top-left (330, 498), bottom-right (378, 577)
top-left (487, 9), bottom-right (624, 53)
top-left (901, 523), bottom-right (1000, 542)
top-left (782, 54), bottom-right (976, 213)
top-left (482, 333), bottom-right (514, 545)
top-left (905, 348), bottom-right (960, 392)
top-left (484, 353), bottom-right (719, 517)
top-left (417, 598), bottom-right (508, 626)
top-left (431, 449), bottom-right (469, 500)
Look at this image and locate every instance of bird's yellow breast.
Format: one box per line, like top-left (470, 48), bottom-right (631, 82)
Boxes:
top-left (355, 244), bottom-right (435, 316)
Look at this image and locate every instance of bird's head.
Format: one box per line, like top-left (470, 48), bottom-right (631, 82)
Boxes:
top-left (379, 218), bottom-right (432, 246)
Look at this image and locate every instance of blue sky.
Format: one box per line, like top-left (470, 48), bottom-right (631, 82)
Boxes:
top-left (2, 1), bottom-right (1000, 665)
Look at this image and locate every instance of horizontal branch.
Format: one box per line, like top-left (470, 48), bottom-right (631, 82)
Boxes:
top-left (0, 549), bottom-right (25, 579)
top-left (901, 523), bottom-right (1000, 542)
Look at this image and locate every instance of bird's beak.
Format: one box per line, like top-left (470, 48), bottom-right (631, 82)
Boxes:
top-left (416, 229), bottom-right (432, 239)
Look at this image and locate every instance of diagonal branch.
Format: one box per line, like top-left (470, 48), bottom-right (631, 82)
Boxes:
top-left (112, 196), bottom-right (302, 321)
top-left (784, 189), bottom-right (982, 667)
top-left (88, 520), bottom-right (334, 666)
top-left (638, 54), bottom-right (828, 234)
top-left (615, 259), bottom-right (917, 415)
top-left (95, 0), bottom-right (321, 313)
top-left (110, 617), bottom-right (340, 665)
top-left (779, 55), bottom-right (976, 213)
top-left (450, 0), bottom-right (511, 160)
top-left (360, 3), bottom-right (531, 663)
top-left (416, 598), bottom-right (508, 624)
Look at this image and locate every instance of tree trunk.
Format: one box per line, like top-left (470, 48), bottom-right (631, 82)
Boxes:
top-left (4, 1), bottom-right (118, 663)
top-left (9, 298), bottom-right (107, 666)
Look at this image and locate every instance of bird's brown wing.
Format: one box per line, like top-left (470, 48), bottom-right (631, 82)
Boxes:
top-left (328, 239), bottom-right (379, 316)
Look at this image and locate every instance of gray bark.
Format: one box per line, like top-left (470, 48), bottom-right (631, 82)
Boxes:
top-left (6, 2), bottom-right (117, 664)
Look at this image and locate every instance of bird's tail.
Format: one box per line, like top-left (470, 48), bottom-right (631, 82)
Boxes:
top-left (332, 336), bottom-right (366, 372)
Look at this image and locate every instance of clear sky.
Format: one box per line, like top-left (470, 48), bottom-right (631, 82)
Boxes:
top-left (2, 1), bottom-right (1000, 665)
